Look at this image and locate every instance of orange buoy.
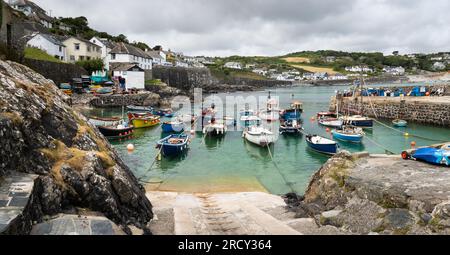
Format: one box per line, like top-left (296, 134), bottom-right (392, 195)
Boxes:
top-left (411, 141), bottom-right (416, 148)
top-left (311, 117), bottom-right (315, 121)
top-left (326, 128), bottom-right (331, 133)
top-left (127, 144), bottom-right (135, 151)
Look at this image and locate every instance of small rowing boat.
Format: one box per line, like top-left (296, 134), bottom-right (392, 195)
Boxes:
top-left (332, 126), bottom-right (365, 143)
top-left (156, 134), bottom-right (190, 157)
top-left (393, 119), bottom-right (408, 127)
top-left (89, 116), bottom-right (122, 127)
top-left (306, 134), bottom-right (338, 155)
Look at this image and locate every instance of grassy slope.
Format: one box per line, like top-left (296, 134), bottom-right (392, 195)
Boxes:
top-left (24, 47), bottom-right (62, 63)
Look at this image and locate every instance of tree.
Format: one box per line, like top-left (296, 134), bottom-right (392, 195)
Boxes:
top-left (75, 59), bottom-right (104, 74)
top-left (114, 34), bottom-right (129, 43)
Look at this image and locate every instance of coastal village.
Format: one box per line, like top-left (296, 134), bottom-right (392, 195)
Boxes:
top-left (0, 0), bottom-right (450, 237)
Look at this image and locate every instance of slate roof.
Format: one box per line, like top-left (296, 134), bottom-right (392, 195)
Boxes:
top-left (110, 42), bottom-right (148, 58)
top-left (145, 50), bottom-right (163, 60)
top-left (110, 62), bottom-right (144, 72)
top-left (38, 33), bottom-right (65, 47)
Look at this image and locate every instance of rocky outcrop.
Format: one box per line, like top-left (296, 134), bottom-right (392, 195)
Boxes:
top-left (0, 60), bottom-right (153, 234)
top-left (287, 152), bottom-right (450, 235)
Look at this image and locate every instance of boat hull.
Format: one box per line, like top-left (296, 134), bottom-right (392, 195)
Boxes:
top-left (243, 132), bottom-right (277, 147)
top-left (319, 119), bottom-right (343, 128)
top-left (98, 126), bottom-right (133, 139)
top-left (411, 148), bottom-right (450, 166)
top-left (306, 135), bottom-right (338, 155)
top-left (393, 120), bottom-right (408, 127)
top-left (157, 134), bottom-right (190, 157)
top-left (332, 130), bottom-right (363, 143)
top-left (131, 117), bottom-right (160, 129)
top-left (344, 119), bottom-right (373, 128)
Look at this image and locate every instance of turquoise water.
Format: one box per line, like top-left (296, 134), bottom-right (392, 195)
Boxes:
top-left (84, 84), bottom-right (450, 195)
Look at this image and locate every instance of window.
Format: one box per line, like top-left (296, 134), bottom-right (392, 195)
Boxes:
top-left (74, 43), bottom-right (80, 51)
top-left (87, 56), bottom-right (91, 60)
top-left (111, 53), bottom-right (116, 60)
top-left (70, 55), bottom-right (75, 61)
top-left (79, 56), bottom-right (84, 61)
top-left (59, 46), bottom-right (62, 52)
top-left (87, 46), bottom-right (91, 52)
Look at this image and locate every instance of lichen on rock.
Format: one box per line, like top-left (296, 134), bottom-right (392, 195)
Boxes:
top-left (0, 60), bottom-right (153, 234)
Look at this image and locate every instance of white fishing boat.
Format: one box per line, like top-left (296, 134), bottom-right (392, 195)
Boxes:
top-left (203, 120), bottom-right (227, 136)
top-left (259, 92), bottom-right (280, 121)
top-left (318, 118), bottom-right (344, 128)
top-left (243, 126), bottom-right (278, 147)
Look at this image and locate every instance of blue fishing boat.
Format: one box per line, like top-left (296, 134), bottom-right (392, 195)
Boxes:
top-left (161, 121), bottom-right (185, 133)
top-left (332, 126), bottom-right (364, 143)
top-left (402, 144), bottom-right (450, 166)
top-left (153, 109), bottom-right (174, 118)
top-left (306, 134), bottom-right (338, 155)
top-left (280, 101), bottom-right (303, 121)
top-left (342, 115), bottom-right (373, 128)
top-left (393, 119), bottom-right (408, 127)
top-left (156, 134), bottom-right (190, 157)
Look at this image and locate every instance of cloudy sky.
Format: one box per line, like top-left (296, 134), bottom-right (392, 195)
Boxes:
top-left (36, 0), bottom-right (450, 56)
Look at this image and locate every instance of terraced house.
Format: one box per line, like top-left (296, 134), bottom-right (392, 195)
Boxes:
top-left (107, 42), bottom-right (153, 70)
top-left (63, 36), bottom-right (101, 62)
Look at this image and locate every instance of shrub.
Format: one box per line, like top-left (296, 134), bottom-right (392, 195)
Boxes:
top-left (75, 59), bottom-right (104, 73)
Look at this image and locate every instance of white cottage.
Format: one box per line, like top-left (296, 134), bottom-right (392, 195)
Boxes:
top-left (27, 33), bottom-right (66, 61)
top-left (108, 42), bottom-right (152, 70)
top-left (90, 37), bottom-right (117, 68)
top-left (112, 64), bottom-right (145, 90)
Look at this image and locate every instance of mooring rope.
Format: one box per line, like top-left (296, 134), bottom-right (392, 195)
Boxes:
top-left (262, 134), bottom-right (297, 194)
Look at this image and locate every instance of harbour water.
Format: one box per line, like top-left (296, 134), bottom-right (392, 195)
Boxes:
top-left (85, 84), bottom-right (450, 195)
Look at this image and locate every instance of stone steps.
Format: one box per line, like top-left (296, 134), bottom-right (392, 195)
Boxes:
top-left (0, 173), bottom-right (38, 235)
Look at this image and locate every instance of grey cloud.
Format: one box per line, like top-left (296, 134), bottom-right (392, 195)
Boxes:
top-left (37, 0), bottom-right (450, 56)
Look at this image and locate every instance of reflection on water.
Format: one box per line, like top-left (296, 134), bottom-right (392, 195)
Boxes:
top-left (84, 84), bottom-right (450, 195)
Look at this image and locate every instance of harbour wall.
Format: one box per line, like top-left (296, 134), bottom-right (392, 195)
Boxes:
top-left (331, 96), bottom-right (450, 127)
top-left (89, 93), bottom-right (159, 108)
top-left (23, 58), bottom-right (87, 85)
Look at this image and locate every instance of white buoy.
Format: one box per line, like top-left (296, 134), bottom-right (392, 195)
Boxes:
top-left (190, 130), bottom-right (195, 135)
top-left (127, 144), bottom-right (135, 151)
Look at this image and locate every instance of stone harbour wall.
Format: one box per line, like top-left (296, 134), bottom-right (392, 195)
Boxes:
top-left (89, 93), bottom-right (160, 108)
top-left (335, 97), bottom-right (450, 127)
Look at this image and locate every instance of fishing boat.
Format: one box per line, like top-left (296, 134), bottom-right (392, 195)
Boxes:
top-left (156, 134), bottom-right (190, 157)
top-left (153, 108), bottom-right (174, 118)
top-left (317, 112), bottom-right (337, 119)
top-left (243, 125), bottom-right (278, 147)
top-left (127, 112), bottom-right (153, 120)
top-left (331, 126), bottom-right (365, 143)
top-left (259, 92), bottom-right (280, 121)
top-left (318, 118), bottom-right (344, 128)
top-left (280, 101), bottom-right (303, 121)
top-left (342, 115), bottom-right (374, 128)
top-left (177, 114), bottom-right (199, 124)
top-left (279, 119), bottom-right (304, 135)
top-left (98, 124), bottom-right (134, 139)
top-left (127, 105), bottom-right (153, 113)
top-left (89, 116), bottom-right (122, 127)
top-left (203, 118), bottom-right (227, 136)
top-left (161, 120), bottom-right (185, 133)
top-left (306, 134), bottom-right (338, 155)
top-left (402, 143), bottom-right (450, 166)
top-left (129, 114), bottom-right (161, 129)
top-left (393, 119), bottom-right (408, 127)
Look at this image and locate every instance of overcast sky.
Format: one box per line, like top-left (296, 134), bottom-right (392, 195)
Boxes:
top-left (36, 0), bottom-right (450, 57)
